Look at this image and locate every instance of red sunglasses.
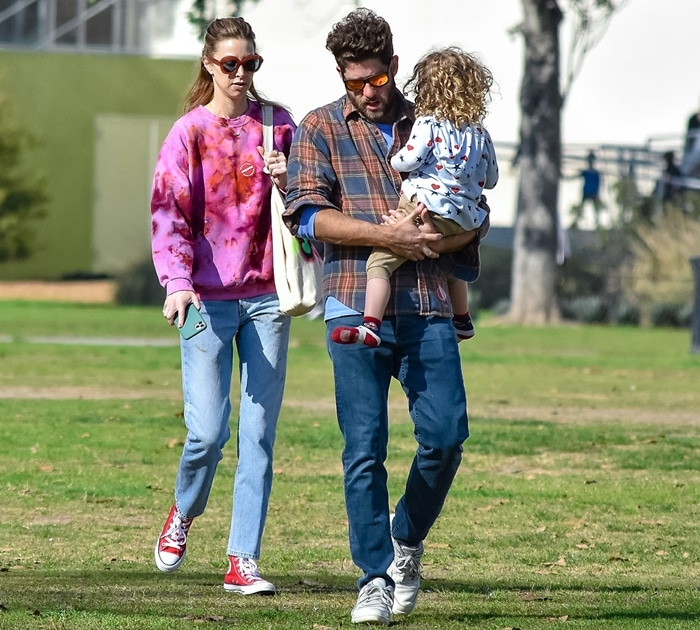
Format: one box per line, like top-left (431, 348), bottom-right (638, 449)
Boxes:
top-left (208, 54), bottom-right (264, 74)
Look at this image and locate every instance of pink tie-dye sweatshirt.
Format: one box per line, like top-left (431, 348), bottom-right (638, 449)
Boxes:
top-left (151, 101), bottom-right (296, 300)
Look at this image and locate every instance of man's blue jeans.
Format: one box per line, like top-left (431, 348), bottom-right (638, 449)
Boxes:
top-left (327, 314), bottom-right (469, 587)
top-left (174, 295), bottom-right (290, 559)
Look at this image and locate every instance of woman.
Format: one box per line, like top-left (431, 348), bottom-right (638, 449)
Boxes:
top-left (150, 17), bottom-right (295, 595)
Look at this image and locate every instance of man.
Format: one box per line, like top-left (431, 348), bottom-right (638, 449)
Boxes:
top-left (285, 8), bottom-right (485, 625)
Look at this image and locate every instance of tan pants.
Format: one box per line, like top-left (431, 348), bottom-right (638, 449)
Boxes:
top-left (366, 193), bottom-right (467, 281)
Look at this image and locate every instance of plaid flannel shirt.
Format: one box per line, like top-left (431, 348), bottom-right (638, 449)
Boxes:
top-left (284, 91), bottom-right (481, 317)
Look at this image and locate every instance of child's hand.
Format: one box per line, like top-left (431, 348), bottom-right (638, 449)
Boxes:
top-left (381, 203), bottom-right (437, 233)
top-left (381, 209), bottom-right (401, 225)
top-left (415, 205), bottom-right (439, 234)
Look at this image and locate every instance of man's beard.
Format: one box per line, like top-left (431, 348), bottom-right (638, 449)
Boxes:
top-left (348, 89), bottom-right (397, 124)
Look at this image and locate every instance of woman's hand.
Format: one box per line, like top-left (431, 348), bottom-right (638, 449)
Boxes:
top-left (257, 146), bottom-right (288, 191)
top-left (162, 290), bottom-right (200, 328)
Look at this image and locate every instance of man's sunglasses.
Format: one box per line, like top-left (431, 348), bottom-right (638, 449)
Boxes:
top-left (208, 54), bottom-right (264, 74)
top-left (343, 71), bottom-right (390, 92)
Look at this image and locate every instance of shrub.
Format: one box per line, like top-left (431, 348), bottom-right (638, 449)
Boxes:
top-left (613, 302), bottom-right (641, 327)
top-left (624, 207), bottom-right (700, 321)
top-left (490, 298), bottom-right (511, 316)
top-left (560, 295), bottom-right (610, 323)
top-left (115, 259), bottom-right (164, 306)
top-left (679, 303), bottom-right (694, 327)
top-left (472, 244), bottom-right (512, 309)
top-left (650, 302), bottom-right (690, 328)
top-left (0, 91), bottom-right (47, 261)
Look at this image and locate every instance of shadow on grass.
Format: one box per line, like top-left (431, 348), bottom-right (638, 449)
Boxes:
top-left (1, 569), bottom-right (356, 616)
top-left (3, 571), bottom-right (698, 621)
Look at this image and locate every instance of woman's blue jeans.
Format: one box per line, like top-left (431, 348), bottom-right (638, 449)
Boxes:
top-left (174, 295), bottom-right (290, 559)
top-left (327, 314), bottom-right (469, 587)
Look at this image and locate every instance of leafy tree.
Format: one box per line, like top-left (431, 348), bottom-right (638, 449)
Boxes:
top-left (187, 0), bottom-right (257, 37)
top-left (0, 92), bottom-right (46, 262)
top-left (508, 0), bottom-right (629, 324)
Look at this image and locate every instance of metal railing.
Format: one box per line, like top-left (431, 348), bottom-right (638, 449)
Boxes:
top-left (0, 0), bottom-right (165, 54)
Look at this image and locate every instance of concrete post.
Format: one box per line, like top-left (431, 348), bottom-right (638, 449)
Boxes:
top-left (691, 257), bottom-right (700, 354)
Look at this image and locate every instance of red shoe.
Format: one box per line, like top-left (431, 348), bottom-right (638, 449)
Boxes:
top-left (453, 312), bottom-right (475, 341)
top-left (154, 505), bottom-right (193, 572)
top-left (223, 556), bottom-right (276, 595)
top-left (331, 324), bottom-right (381, 347)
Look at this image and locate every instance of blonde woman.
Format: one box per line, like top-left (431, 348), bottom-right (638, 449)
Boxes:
top-left (331, 47), bottom-right (499, 347)
top-left (151, 17), bottom-right (295, 594)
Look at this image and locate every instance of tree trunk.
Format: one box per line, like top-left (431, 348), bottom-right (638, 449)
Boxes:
top-left (508, 0), bottom-right (563, 324)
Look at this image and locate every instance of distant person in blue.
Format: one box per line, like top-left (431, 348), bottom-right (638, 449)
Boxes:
top-left (571, 150), bottom-right (603, 228)
top-left (581, 151), bottom-right (601, 204)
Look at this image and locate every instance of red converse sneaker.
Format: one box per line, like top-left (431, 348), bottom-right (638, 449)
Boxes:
top-left (331, 324), bottom-right (381, 347)
top-left (223, 556), bottom-right (276, 595)
top-left (154, 505), bottom-right (193, 572)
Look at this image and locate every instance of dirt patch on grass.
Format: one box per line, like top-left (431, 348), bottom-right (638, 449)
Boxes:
top-left (1, 389), bottom-right (696, 427)
top-left (0, 280), bottom-right (116, 303)
top-left (474, 403), bottom-right (700, 426)
top-left (0, 386), bottom-right (180, 400)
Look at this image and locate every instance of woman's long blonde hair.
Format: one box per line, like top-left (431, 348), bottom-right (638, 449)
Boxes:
top-left (405, 46), bottom-right (493, 127)
top-left (183, 17), bottom-right (287, 114)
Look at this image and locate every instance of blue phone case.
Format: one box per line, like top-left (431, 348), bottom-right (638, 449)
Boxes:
top-left (178, 304), bottom-right (207, 339)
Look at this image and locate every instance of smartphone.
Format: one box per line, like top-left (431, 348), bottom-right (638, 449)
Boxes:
top-left (178, 304), bottom-right (207, 340)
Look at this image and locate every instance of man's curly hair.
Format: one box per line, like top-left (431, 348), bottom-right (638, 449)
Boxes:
top-left (325, 8), bottom-right (394, 70)
top-left (405, 47), bottom-right (494, 127)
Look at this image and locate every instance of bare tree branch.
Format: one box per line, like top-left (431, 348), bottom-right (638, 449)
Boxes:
top-left (562, 0), bottom-right (631, 104)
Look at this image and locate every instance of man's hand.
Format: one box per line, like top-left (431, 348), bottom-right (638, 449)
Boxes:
top-left (381, 205), bottom-right (442, 260)
top-left (312, 204), bottom-right (441, 260)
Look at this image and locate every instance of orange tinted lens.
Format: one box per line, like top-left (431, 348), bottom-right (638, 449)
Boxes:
top-left (344, 78), bottom-right (366, 91)
top-left (368, 73), bottom-right (389, 88)
top-left (344, 72), bottom-right (389, 92)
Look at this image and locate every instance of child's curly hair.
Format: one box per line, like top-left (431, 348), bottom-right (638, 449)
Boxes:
top-left (405, 47), bottom-right (493, 127)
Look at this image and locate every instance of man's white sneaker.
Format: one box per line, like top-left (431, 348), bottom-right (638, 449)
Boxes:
top-left (351, 577), bottom-right (393, 625)
top-left (387, 534), bottom-right (424, 614)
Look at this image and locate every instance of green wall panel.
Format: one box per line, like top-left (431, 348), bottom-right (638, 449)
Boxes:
top-left (0, 50), bottom-right (196, 280)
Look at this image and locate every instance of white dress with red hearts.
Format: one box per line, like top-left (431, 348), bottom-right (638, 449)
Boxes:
top-left (390, 115), bottom-right (499, 231)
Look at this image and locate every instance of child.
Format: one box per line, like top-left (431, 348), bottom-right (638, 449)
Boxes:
top-left (331, 46), bottom-right (499, 347)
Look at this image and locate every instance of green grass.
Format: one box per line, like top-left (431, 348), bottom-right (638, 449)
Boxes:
top-left (0, 301), bottom-right (699, 628)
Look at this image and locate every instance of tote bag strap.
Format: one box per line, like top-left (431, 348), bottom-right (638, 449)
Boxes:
top-left (262, 104), bottom-right (273, 155)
